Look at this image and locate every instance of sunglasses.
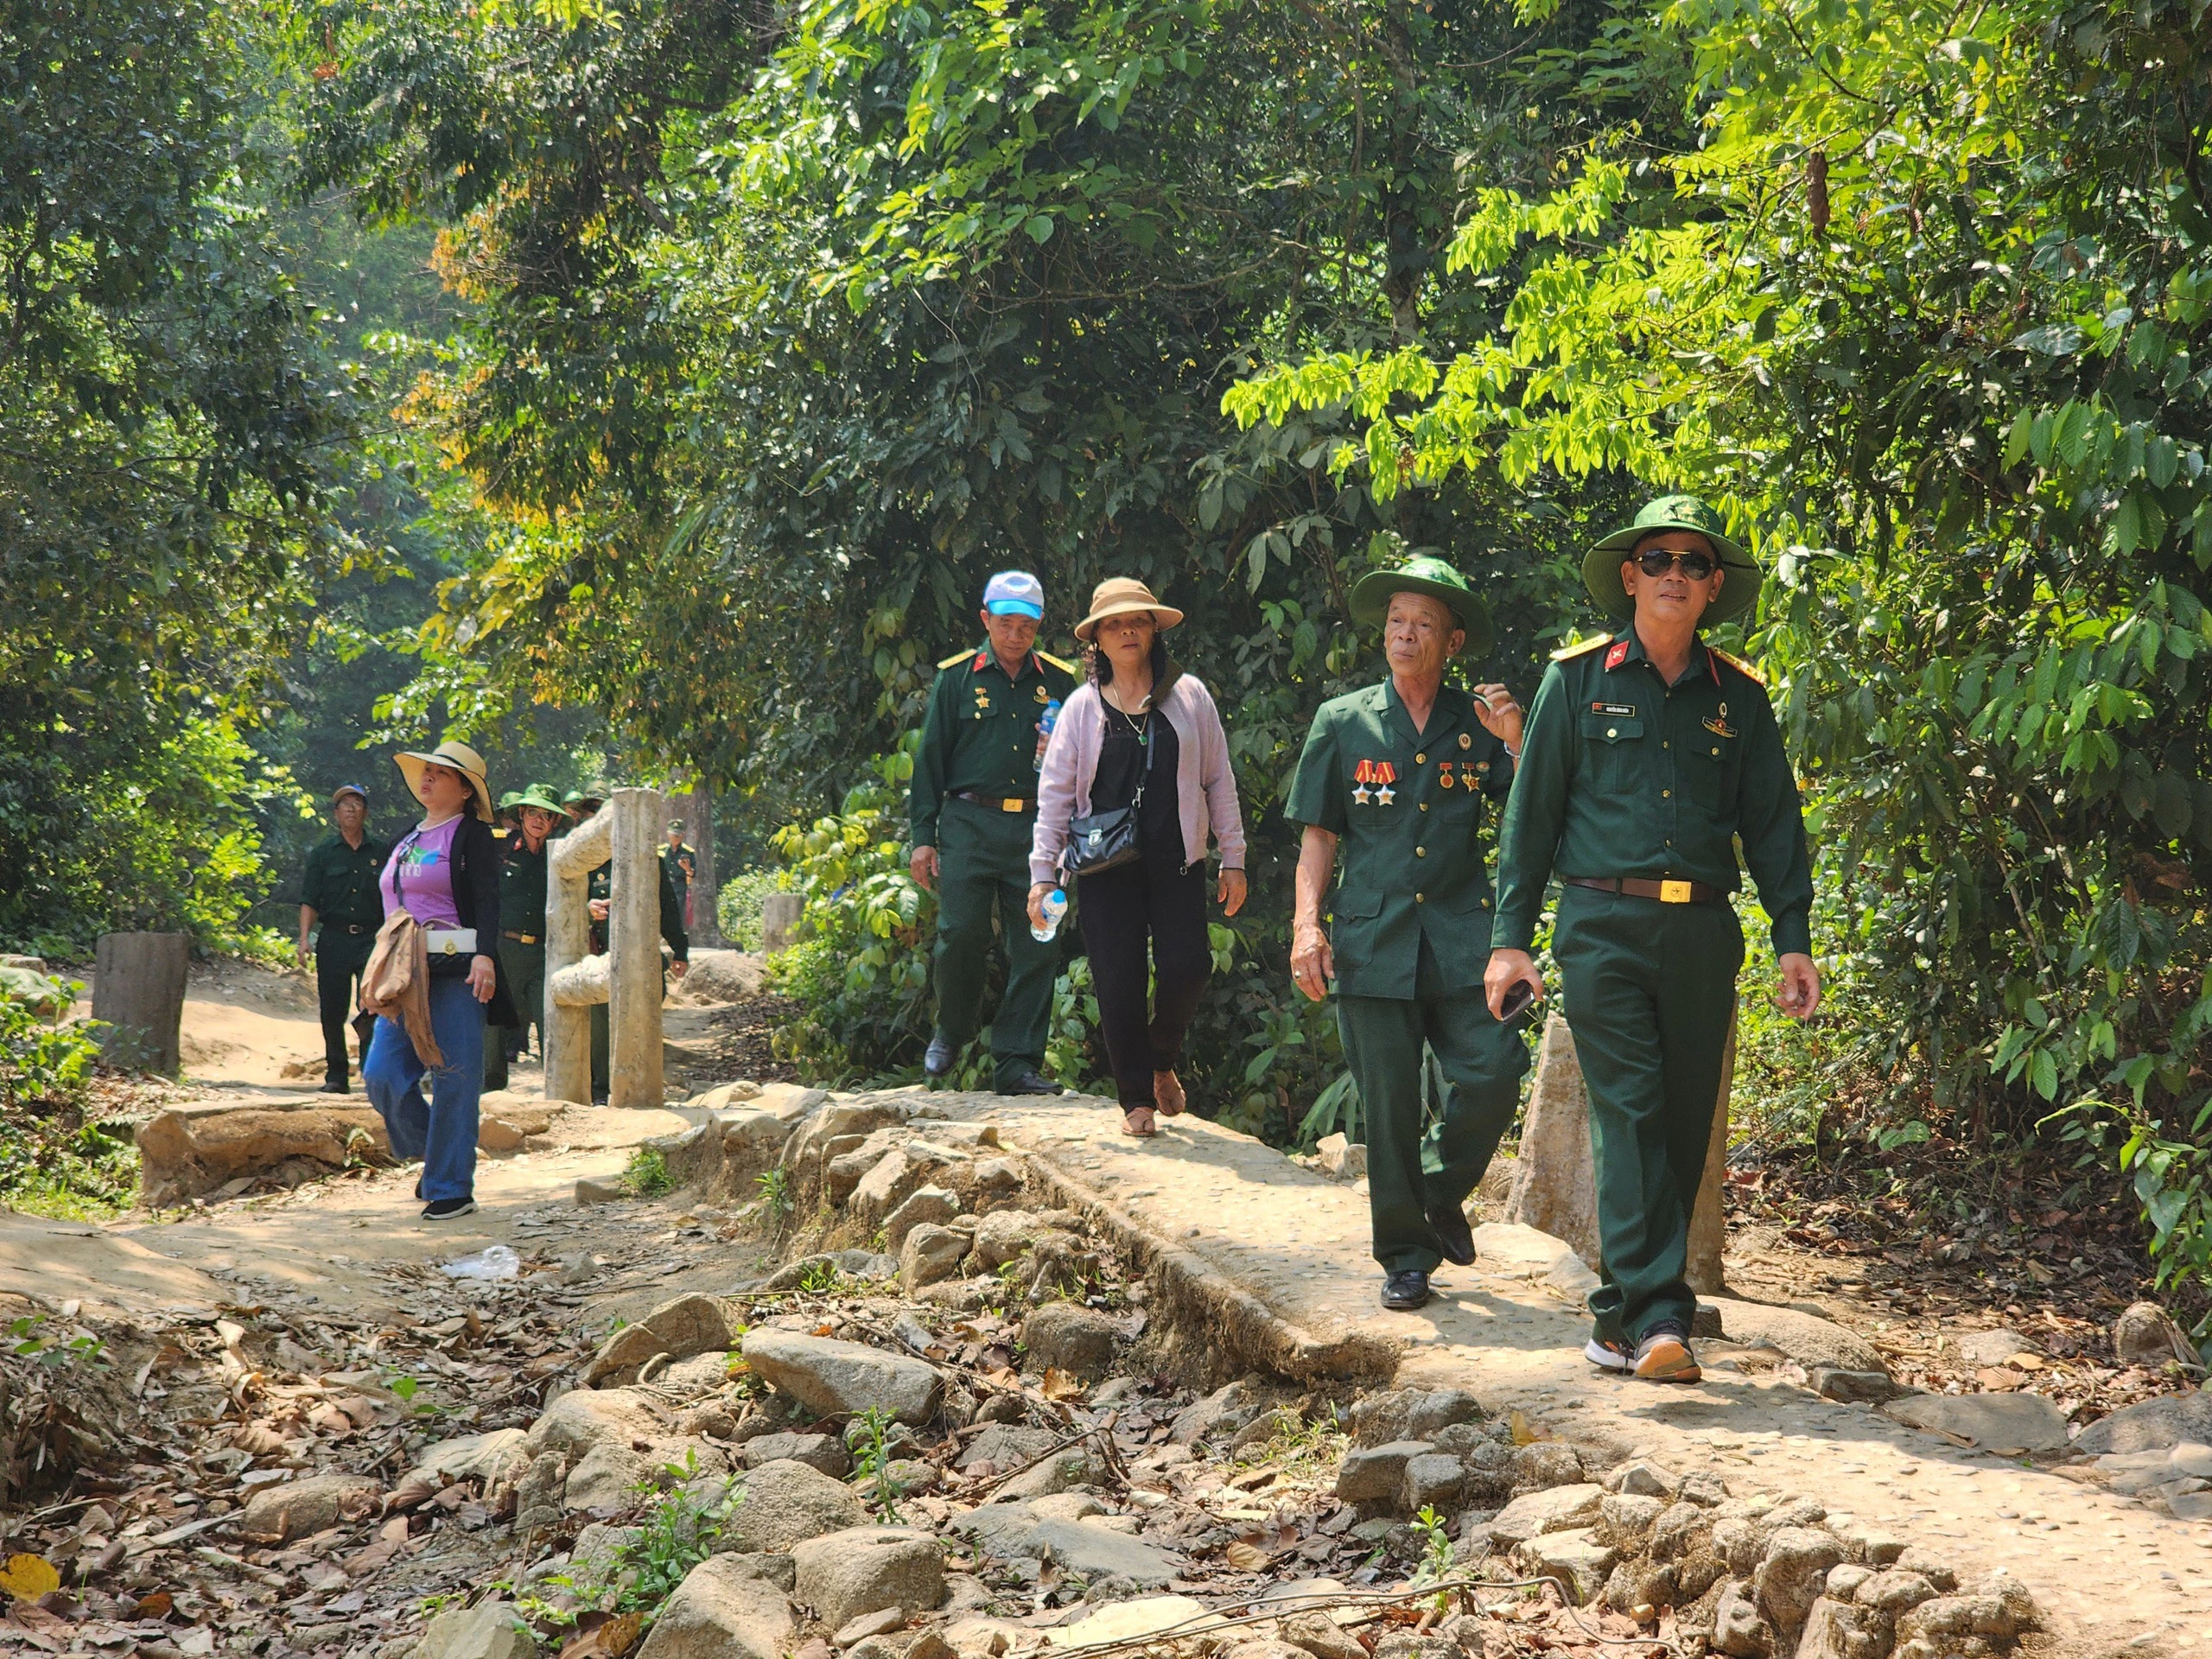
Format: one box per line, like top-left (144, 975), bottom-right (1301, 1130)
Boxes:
top-left (1636, 547), bottom-right (1719, 580)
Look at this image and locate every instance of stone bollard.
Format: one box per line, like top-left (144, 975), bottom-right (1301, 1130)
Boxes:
top-left (92, 931), bottom-right (192, 1074)
top-left (1503, 1008), bottom-right (1732, 1294)
top-left (543, 788), bottom-right (667, 1107)
top-left (761, 892), bottom-right (804, 954)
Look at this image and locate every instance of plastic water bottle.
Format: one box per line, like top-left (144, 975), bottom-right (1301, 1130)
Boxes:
top-left (1032, 887), bottom-right (1068, 942)
top-left (1034, 697), bottom-right (1062, 769)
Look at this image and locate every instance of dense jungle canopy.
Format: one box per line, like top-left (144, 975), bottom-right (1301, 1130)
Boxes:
top-left (8, 0), bottom-right (2212, 1312)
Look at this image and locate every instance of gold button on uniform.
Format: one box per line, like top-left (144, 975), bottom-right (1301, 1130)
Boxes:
top-left (1420, 803), bottom-right (1429, 812)
top-left (1415, 847), bottom-right (1427, 857)
top-left (1662, 789), bottom-right (1671, 799)
top-left (1415, 753), bottom-right (1427, 764)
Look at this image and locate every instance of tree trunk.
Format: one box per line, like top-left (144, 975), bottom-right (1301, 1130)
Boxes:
top-left (92, 931), bottom-right (191, 1074)
top-left (681, 780), bottom-right (722, 947)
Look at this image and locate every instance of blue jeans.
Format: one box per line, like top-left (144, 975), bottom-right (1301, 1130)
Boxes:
top-left (365, 976), bottom-right (486, 1203)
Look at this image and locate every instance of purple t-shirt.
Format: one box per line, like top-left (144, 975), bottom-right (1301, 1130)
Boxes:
top-left (380, 817), bottom-right (464, 929)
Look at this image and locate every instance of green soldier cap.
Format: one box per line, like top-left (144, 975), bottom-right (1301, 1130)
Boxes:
top-left (514, 783), bottom-right (565, 814)
top-left (1348, 554), bottom-right (1493, 656)
top-left (496, 790), bottom-right (524, 810)
top-left (1585, 493), bottom-right (1761, 626)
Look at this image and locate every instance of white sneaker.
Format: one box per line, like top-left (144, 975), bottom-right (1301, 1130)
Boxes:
top-left (1585, 1336), bottom-right (1634, 1373)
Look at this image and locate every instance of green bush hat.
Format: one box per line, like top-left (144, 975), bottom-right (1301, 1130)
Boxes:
top-left (1347, 554), bottom-right (1494, 656)
top-left (496, 789), bottom-right (524, 811)
top-left (1585, 493), bottom-right (1761, 626)
top-left (514, 783), bottom-right (566, 814)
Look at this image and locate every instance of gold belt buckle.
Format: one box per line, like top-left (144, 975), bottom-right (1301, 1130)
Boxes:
top-left (1658, 879), bottom-right (1694, 904)
top-left (1002, 797), bottom-right (1023, 813)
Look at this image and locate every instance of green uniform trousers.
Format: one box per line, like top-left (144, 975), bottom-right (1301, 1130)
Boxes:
top-left (1337, 936), bottom-right (1530, 1273)
top-left (933, 798), bottom-right (1058, 1091)
top-left (483, 938), bottom-right (544, 1092)
top-left (1554, 885), bottom-right (1742, 1346)
top-left (315, 928), bottom-right (378, 1088)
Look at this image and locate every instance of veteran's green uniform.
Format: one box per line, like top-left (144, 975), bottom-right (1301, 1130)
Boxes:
top-left (302, 830), bottom-right (389, 1089)
top-left (912, 643), bottom-right (1078, 1090)
top-left (1493, 627), bottom-right (1812, 1344)
top-left (1286, 681), bottom-right (1531, 1273)
top-left (583, 861), bottom-right (691, 1101)
top-left (483, 833), bottom-right (550, 1092)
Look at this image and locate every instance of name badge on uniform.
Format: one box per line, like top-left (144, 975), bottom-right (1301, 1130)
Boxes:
top-left (1593, 702), bottom-right (1637, 716)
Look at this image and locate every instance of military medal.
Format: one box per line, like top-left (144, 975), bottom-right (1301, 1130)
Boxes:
top-left (1459, 733), bottom-right (1471, 750)
top-left (1372, 760), bottom-right (1397, 806)
top-left (1438, 761), bottom-right (1456, 791)
top-left (1704, 715), bottom-right (1736, 738)
top-left (1353, 759), bottom-right (1399, 805)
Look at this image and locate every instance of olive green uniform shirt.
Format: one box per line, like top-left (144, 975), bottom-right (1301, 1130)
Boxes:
top-left (301, 832), bottom-right (388, 929)
top-left (910, 645), bottom-right (1078, 846)
top-left (1492, 628), bottom-right (1814, 957)
top-left (499, 837), bottom-right (550, 939)
top-left (1284, 679), bottom-right (1515, 999)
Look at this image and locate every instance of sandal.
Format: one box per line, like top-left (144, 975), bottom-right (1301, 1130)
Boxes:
top-left (1121, 1106), bottom-right (1158, 1137)
top-left (1153, 1070), bottom-right (1186, 1117)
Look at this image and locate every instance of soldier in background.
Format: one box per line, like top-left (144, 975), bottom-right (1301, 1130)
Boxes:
top-left (661, 819), bottom-right (697, 929)
top-left (297, 784), bottom-right (387, 1095)
top-left (484, 783), bottom-right (563, 1091)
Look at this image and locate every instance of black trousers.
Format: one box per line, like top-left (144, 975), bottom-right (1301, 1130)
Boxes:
top-left (1076, 857), bottom-right (1210, 1109)
top-left (315, 928), bottom-right (378, 1086)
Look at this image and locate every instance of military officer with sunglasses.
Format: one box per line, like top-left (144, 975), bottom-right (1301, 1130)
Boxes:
top-left (1487, 494), bottom-right (1818, 1385)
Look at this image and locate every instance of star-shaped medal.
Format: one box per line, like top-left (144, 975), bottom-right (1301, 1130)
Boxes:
top-left (1352, 784), bottom-right (1372, 805)
top-left (1375, 784), bottom-right (1395, 806)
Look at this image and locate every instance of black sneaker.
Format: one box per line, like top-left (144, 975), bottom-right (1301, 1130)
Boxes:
top-left (1381, 1269), bottom-right (1431, 1312)
top-left (1427, 1200), bottom-right (1476, 1267)
top-left (1006, 1069), bottom-right (1064, 1096)
top-left (924, 1034), bottom-right (954, 1077)
top-left (317, 1079), bottom-right (348, 1095)
top-left (421, 1197), bottom-right (478, 1221)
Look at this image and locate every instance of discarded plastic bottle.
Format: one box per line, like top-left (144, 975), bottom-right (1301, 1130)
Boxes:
top-left (1032, 887), bottom-right (1068, 942)
top-left (1034, 697), bottom-right (1062, 769)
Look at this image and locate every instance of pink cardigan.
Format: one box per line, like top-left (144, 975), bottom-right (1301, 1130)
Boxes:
top-left (1031, 674), bottom-right (1247, 884)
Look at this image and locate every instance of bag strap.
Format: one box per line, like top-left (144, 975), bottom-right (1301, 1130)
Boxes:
top-left (1131, 708), bottom-right (1159, 808)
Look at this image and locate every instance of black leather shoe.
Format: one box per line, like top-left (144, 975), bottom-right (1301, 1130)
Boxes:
top-left (1382, 1269), bottom-right (1432, 1311)
top-left (1006, 1070), bottom-right (1064, 1096)
top-left (1428, 1201), bottom-right (1476, 1267)
top-left (924, 1034), bottom-right (954, 1077)
top-left (318, 1079), bottom-right (348, 1095)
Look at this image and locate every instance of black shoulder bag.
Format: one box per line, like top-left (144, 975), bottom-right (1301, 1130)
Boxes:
top-left (1062, 707), bottom-right (1157, 879)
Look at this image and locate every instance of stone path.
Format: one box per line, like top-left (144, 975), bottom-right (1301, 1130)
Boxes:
top-left (925, 1090), bottom-right (2212, 1656)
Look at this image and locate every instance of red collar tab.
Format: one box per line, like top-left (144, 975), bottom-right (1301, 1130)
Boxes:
top-left (973, 651), bottom-right (990, 672)
top-left (1604, 640), bottom-right (1630, 671)
top-left (1706, 645), bottom-right (1719, 683)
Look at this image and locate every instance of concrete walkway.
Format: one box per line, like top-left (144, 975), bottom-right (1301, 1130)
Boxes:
top-left (937, 1090), bottom-right (2212, 1657)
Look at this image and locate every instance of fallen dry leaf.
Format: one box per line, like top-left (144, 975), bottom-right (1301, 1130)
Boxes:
top-left (135, 1592), bottom-right (175, 1619)
top-left (1224, 1541), bottom-right (1272, 1571)
top-left (0, 1555), bottom-right (60, 1600)
top-left (1039, 1368), bottom-right (1084, 1402)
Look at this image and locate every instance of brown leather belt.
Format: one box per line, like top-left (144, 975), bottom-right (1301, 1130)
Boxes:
top-left (1566, 876), bottom-right (1726, 905)
top-left (953, 791), bottom-right (1036, 813)
top-left (503, 930), bottom-right (542, 944)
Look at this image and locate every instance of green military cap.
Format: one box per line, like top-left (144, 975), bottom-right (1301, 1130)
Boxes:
top-left (1585, 493), bottom-right (1761, 626)
top-left (563, 783), bottom-right (608, 809)
top-left (496, 790), bottom-right (524, 810)
top-left (1348, 553), bottom-right (1493, 656)
top-left (513, 782), bottom-right (566, 813)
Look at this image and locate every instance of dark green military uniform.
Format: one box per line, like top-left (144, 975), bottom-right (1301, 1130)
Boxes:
top-left (585, 859), bottom-right (690, 1102)
top-left (912, 642), bottom-right (1077, 1090)
top-left (302, 830), bottom-right (388, 1088)
top-left (1494, 626), bottom-right (1812, 1347)
top-left (1286, 678), bottom-right (1530, 1273)
top-left (483, 830), bottom-right (550, 1092)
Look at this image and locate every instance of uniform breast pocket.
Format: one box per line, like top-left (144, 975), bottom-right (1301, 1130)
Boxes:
top-left (1578, 712), bottom-right (1646, 793)
top-left (1329, 887), bottom-right (1384, 971)
top-left (1691, 730), bottom-right (1743, 812)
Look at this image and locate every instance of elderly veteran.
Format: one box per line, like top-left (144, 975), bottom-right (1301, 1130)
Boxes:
top-left (909, 570), bottom-right (1077, 1095)
top-left (1487, 494), bottom-right (1817, 1382)
top-left (297, 783), bottom-right (388, 1095)
top-left (1286, 556), bottom-right (1530, 1312)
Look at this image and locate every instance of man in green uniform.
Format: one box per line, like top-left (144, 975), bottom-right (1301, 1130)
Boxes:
top-left (1286, 558), bottom-right (1530, 1311)
top-left (910, 569), bottom-right (1076, 1094)
top-left (1487, 494), bottom-right (1819, 1382)
top-left (661, 820), bottom-right (696, 929)
top-left (483, 784), bottom-right (563, 1092)
top-left (296, 784), bottom-right (388, 1095)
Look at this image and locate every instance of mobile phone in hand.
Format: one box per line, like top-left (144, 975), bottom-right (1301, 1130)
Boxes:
top-left (1499, 981), bottom-right (1536, 1022)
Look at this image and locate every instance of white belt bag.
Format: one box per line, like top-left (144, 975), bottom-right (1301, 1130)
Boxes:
top-left (423, 927), bottom-right (479, 957)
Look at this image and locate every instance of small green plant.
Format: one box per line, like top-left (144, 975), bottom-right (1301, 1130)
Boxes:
top-left (798, 1259), bottom-right (846, 1295)
top-left (385, 1373), bottom-right (448, 1416)
top-left (1409, 1503), bottom-right (1455, 1607)
top-left (604, 1456), bottom-right (740, 1614)
top-left (8, 1315), bottom-right (110, 1370)
top-left (754, 1166), bottom-right (795, 1221)
top-left (849, 1407), bottom-right (906, 1522)
top-left (623, 1146), bottom-right (674, 1198)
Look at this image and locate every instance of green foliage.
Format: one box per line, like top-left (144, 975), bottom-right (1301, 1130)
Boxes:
top-left (848, 1407), bottom-right (906, 1522)
top-left (1409, 1503), bottom-right (1456, 1603)
top-left (623, 1147), bottom-right (674, 1198)
top-left (0, 979), bottom-right (99, 1115)
top-left (753, 1167), bottom-right (795, 1224)
top-left (0, 978), bottom-right (135, 1221)
top-left (715, 868), bottom-right (786, 955)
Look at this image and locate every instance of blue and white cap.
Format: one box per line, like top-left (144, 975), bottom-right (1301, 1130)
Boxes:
top-left (982, 569), bottom-right (1046, 620)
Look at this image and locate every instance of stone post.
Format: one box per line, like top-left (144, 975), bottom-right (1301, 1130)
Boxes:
top-left (761, 892), bottom-right (804, 954)
top-left (607, 787), bottom-right (665, 1109)
top-left (92, 931), bottom-right (191, 1074)
top-left (543, 804), bottom-right (608, 1106)
top-left (1504, 1006), bottom-right (1734, 1294)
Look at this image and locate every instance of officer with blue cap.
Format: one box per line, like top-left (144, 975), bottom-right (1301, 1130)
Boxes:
top-left (909, 571), bottom-right (1077, 1093)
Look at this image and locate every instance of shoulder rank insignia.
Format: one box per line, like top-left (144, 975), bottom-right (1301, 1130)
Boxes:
top-left (1035, 649), bottom-right (1077, 674)
top-left (1550, 634), bottom-right (1613, 662)
top-left (1708, 646), bottom-right (1767, 687)
top-left (938, 648), bottom-right (975, 670)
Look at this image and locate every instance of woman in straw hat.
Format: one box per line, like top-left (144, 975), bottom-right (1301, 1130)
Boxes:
top-left (1030, 579), bottom-right (1248, 1136)
top-left (364, 741), bottom-right (518, 1219)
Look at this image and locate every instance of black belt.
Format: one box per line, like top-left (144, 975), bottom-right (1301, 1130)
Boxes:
top-left (503, 930), bottom-right (542, 944)
top-left (332, 923), bottom-right (372, 934)
top-left (952, 791), bottom-right (1037, 813)
top-left (1566, 876), bottom-right (1726, 906)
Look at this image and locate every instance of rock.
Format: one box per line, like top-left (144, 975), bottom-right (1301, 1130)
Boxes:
top-left (135, 1102), bottom-right (390, 1208)
top-left (854, 1147), bottom-right (947, 1221)
top-left (527, 1389), bottom-right (667, 1460)
top-left (414, 1601), bottom-right (537, 1659)
top-left (791, 1526), bottom-right (946, 1631)
top-left (968, 1210), bottom-right (1041, 1270)
top-left (970, 1158), bottom-right (1025, 1205)
top-left (1824, 1564), bottom-right (1872, 1601)
top-left (569, 1522), bottom-right (642, 1584)
top-left (663, 1351), bottom-right (737, 1398)
top-left (1701, 1296), bottom-right (1888, 1375)
top-left (1893, 1569), bottom-right (2036, 1645)
top-left (957, 1500), bottom-right (1180, 1586)
top-left (1348, 1388), bottom-right (1483, 1447)
top-left (1711, 1580), bottom-right (1768, 1658)
top-left (1880, 1390), bottom-right (2069, 1452)
top-left (1889, 1548), bottom-right (1955, 1592)
top-left (238, 1472), bottom-right (380, 1543)
top-left (1808, 1368), bottom-right (1900, 1404)
top-left (1599, 1493), bottom-right (1663, 1541)
top-left (515, 1452), bottom-right (568, 1534)
top-left (1752, 1527), bottom-right (1844, 1633)
top-left (689, 1079), bottom-right (764, 1109)
top-left (2114, 1301), bottom-right (2195, 1367)
top-left (1795, 1596), bottom-right (1891, 1659)
top-left (883, 1186), bottom-right (962, 1254)
top-left (564, 1438), bottom-right (699, 1512)
top-left (1402, 1452), bottom-right (1465, 1513)
top-left (1487, 1483), bottom-right (1603, 1546)
top-left (996, 1441), bottom-right (1109, 1501)
top-left (412, 1428), bottom-right (531, 1489)
top-left (1021, 1302), bottom-right (1121, 1382)
top-left (1855, 1570), bottom-right (1937, 1613)
top-left (633, 1555), bottom-right (795, 1659)
top-left (741, 1330), bottom-right (941, 1424)
top-left (718, 1459), bottom-right (870, 1554)
top-left (1510, 1441), bottom-right (1584, 1490)
top-left (576, 1178), bottom-right (625, 1205)
top-left (832, 1607), bottom-right (906, 1649)
top-left (2072, 1389), bottom-right (2212, 1455)
top-left (1316, 1134), bottom-right (1366, 1181)
top-left (1836, 1527), bottom-right (1904, 1567)
top-left (1607, 1459), bottom-right (1680, 1498)
top-left (957, 1422), bottom-right (1059, 1472)
top-left (1950, 1327), bottom-right (2044, 1368)
top-left (1042, 1597), bottom-right (1216, 1647)
top-left (1335, 1440), bottom-right (1433, 1503)
top-left (1649, 1502), bottom-right (1708, 1561)
top-left (900, 1224), bottom-right (969, 1291)
top-left (741, 1433), bottom-right (850, 1478)
top-left (1516, 1528), bottom-right (1618, 1605)
top-left (1279, 1612), bottom-right (1366, 1659)
top-left (1171, 1378), bottom-right (1260, 1445)
top-left (1027, 1493), bottom-right (1104, 1522)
